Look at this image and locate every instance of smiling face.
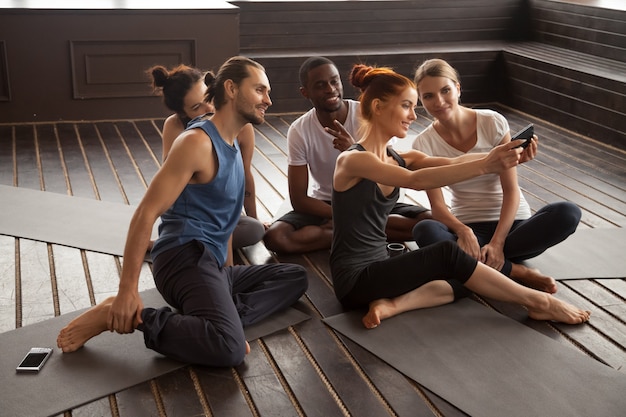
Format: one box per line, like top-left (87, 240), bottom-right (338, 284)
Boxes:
top-left (234, 66), bottom-right (272, 125)
top-left (182, 80), bottom-right (214, 120)
top-left (377, 86), bottom-right (418, 138)
top-left (416, 75), bottom-right (461, 121)
top-left (301, 63), bottom-right (344, 113)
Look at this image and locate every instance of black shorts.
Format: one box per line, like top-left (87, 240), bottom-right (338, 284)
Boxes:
top-left (275, 200), bottom-right (331, 230)
top-left (390, 202), bottom-right (430, 218)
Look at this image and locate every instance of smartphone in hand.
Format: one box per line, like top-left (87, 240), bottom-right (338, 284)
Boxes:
top-left (511, 123), bottom-right (534, 149)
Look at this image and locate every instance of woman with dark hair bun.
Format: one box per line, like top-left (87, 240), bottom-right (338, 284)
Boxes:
top-left (148, 64), bottom-right (264, 259)
top-left (329, 64), bottom-right (590, 329)
top-left (149, 65), bottom-right (213, 160)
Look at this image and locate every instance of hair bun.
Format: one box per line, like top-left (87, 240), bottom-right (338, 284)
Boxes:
top-left (151, 66), bottom-right (169, 88)
top-left (203, 71), bottom-right (216, 87)
top-left (349, 64), bottom-right (374, 91)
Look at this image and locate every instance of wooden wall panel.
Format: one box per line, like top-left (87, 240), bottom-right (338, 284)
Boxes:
top-left (70, 40), bottom-right (196, 99)
top-left (0, 3), bottom-right (239, 123)
top-left (530, 0), bottom-right (626, 61)
top-left (234, 0), bottom-right (524, 53)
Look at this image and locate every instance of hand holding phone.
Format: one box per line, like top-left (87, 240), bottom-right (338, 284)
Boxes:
top-left (511, 123), bottom-right (534, 149)
top-left (16, 347), bottom-right (53, 373)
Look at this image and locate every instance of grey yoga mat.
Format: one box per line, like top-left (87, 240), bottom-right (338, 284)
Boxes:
top-left (0, 185), bottom-right (158, 256)
top-left (324, 299), bottom-right (626, 417)
top-left (522, 227), bottom-right (625, 279)
top-left (0, 288), bottom-right (309, 417)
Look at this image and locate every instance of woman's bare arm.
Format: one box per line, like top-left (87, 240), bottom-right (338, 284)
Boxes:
top-left (334, 141), bottom-right (523, 193)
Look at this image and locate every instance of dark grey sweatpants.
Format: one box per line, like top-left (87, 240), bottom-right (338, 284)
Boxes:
top-left (140, 240), bottom-right (307, 367)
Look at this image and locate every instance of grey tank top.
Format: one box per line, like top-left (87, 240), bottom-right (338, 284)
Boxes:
top-left (329, 143), bottom-right (406, 301)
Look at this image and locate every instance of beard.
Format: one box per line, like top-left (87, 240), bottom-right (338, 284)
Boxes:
top-left (236, 100), bottom-right (265, 125)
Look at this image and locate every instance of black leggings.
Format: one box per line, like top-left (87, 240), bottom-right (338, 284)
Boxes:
top-left (412, 202), bottom-right (581, 276)
top-left (340, 241), bottom-right (477, 309)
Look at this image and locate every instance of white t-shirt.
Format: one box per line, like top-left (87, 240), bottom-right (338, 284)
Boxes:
top-left (287, 99), bottom-right (361, 201)
top-left (412, 109), bottom-right (531, 223)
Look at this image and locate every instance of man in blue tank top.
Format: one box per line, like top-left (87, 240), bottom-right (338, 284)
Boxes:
top-left (57, 56), bottom-right (308, 367)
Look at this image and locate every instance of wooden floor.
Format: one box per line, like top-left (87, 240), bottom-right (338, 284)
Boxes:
top-left (0, 103), bottom-right (625, 416)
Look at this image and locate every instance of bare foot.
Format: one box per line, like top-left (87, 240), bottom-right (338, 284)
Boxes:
top-left (362, 299), bottom-right (395, 329)
top-left (527, 294), bottom-right (591, 324)
top-left (362, 281), bottom-right (454, 329)
top-left (57, 297), bottom-right (115, 353)
top-left (511, 264), bottom-right (557, 294)
top-left (245, 341), bottom-right (251, 355)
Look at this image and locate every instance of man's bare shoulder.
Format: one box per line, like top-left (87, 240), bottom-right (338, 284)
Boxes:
top-left (171, 128), bottom-right (213, 152)
top-left (160, 128), bottom-right (217, 183)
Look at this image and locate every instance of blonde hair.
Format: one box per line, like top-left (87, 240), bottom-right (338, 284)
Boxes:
top-left (413, 59), bottom-right (461, 97)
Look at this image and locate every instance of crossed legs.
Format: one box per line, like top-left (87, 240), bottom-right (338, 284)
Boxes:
top-left (360, 241), bottom-right (590, 329)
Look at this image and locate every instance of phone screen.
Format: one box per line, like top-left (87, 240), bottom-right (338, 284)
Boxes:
top-left (512, 123), bottom-right (533, 148)
top-left (19, 352), bottom-right (49, 368)
top-left (512, 124), bottom-right (533, 140)
top-left (16, 348), bottom-right (52, 372)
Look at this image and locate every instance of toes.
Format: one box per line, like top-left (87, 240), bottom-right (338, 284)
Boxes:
top-left (577, 310), bottom-right (591, 323)
top-left (362, 318), bottom-right (377, 329)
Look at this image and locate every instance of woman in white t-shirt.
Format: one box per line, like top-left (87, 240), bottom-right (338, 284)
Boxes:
top-left (411, 59), bottom-right (581, 293)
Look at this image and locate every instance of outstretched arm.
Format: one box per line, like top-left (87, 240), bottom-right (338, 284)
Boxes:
top-left (335, 141), bottom-right (523, 193)
top-left (404, 136), bottom-right (536, 171)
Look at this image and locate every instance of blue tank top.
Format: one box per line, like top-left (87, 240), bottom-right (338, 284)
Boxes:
top-left (151, 119), bottom-right (244, 266)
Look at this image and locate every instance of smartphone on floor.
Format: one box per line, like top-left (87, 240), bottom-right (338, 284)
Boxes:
top-left (16, 347), bottom-right (53, 373)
